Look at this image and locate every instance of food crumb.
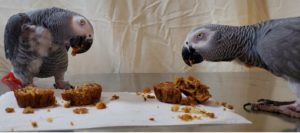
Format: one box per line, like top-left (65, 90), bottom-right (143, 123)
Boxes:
top-left (47, 117), bottom-right (53, 123)
top-left (206, 112), bottom-right (215, 118)
top-left (181, 106), bottom-right (191, 113)
top-left (64, 101), bottom-right (71, 108)
top-left (47, 109), bottom-right (51, 112)
top-left (149, 117), bottom-right (155, 121)
top-left (143, 87), bottom-right (152, 93)
top-left (23, 106), bottom-right (34, 114)
top-left (178, 114), bottom-right (193, 122)
top-left (221, 102), bottom-right (227, 107)
top-left (146, 95), bottom-right (155, 99)
top-left (31, 121), bottom-right (38, 128)
top-left (96, 102), bottom-right (107, 109)
top-left (5, 107), bottom-right (15, 113)
top-left (227, 105), bottom-right (234, 110)
top-left (111, 94), bottom-right (119, 100)
top-left (70, 121), bottom-right (74, 126)
top-left (73, 108), bottom-right (88, 114)
top-left (143, 96), bottom-right (147, 101)
top-left (171, 105), bottom-right (180, 112)
top-left (223, 108), bottom-right (226, 111)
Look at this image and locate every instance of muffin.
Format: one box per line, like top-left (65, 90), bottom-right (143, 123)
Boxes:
top-left (153, 81), bottom-right (182, 104)
top-left (61, 83), bottom-right (102, 106)
top-left (177, 76), bottom-right (211, 103)
top-left (14, 86), bottom-right (56, 108)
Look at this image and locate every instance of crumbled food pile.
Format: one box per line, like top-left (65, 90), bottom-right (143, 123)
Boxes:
top-left (171, 105), bottom-right (215, 122)
top-left (73, 107), bottom-right (88, 114)
top-left (47, 117), bottom-right (53, 123)
top-left (14, 85), bottom-right (56, 108)
top-left (31, 121), bottom-right (38, 128)
top-left (96, 102), bottom-right (106, 109)
top-left (171, 105), bottom-right (180, 112)
top-left (154, 76), bottom-right (211, 105)
top-left (23, 106), bottom-right (34, 114)
top-left (143, 87), bottom-right (152, 93)
top-left (178, 114), bottom-right (193, 121)
top-left (61, 83), bottom-right (102, 106)
top-left (5, 107), bottom-right (15, 113)
top-left (111, 94), bottom-right (119, 100)
top-left (137, 87), bottom-right (156, 101)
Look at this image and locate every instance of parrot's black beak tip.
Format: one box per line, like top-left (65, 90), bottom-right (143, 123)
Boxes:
top-left (76, 38), bottom-right (93, 54)
top-left (182, 47), bottom-right (203, 66)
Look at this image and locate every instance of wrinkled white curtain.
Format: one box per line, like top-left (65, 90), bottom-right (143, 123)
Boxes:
top-left (0, 0), bottom-right (298, 75)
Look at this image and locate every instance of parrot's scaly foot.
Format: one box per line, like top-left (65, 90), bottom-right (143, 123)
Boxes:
top-left (243, 99), bottom-right (300, 119)
top-left (54, 81), bottom-right (74, 89)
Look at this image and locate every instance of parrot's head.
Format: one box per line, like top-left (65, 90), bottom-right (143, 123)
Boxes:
top-left (69, 15), bottom-right (94, 55)
top-left (182, 24), bottom-right (238, 66)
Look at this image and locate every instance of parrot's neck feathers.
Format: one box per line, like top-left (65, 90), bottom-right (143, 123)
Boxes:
top-left (209, 24), bottom-right (268, 68)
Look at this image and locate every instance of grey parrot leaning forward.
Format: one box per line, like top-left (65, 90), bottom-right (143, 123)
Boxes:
top-left (2, 7), bottom-right (94, 90)
top-left (182, 16), bottom-right (300, 118)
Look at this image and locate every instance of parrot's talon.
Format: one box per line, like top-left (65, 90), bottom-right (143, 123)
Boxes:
top-left (243, 103), bottom-right (254, 112)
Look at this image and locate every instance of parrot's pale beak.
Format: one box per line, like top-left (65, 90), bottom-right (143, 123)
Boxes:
top-left (182, 46), bottom-right (203, 66)
top-left (70, 36), bottom-right (93, 56)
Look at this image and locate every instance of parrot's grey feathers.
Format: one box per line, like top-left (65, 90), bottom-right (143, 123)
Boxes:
top-left (257, 20), bottom-right (300, 81)
top-left (27, 7), bottom-right (77, 47)
top-left (4, 13), bottom-right (31, 60)
top-left (183, 16), bottom-right (300, 82)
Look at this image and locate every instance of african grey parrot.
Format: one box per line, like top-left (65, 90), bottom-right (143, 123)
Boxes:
top-left (182, 16), bottom-right (300, 118)
top-left (2, 7), bottom-right (94, 90)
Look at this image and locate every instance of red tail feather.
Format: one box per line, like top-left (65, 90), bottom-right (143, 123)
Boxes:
top-left (1, 72), bottom-right (23, 91)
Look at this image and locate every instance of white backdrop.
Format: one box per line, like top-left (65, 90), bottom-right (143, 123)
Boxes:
top-left (0, 0), bottom-right (299, 76)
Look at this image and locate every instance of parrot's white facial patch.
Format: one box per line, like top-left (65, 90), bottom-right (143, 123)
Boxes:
top-left (187, 28), bottom-right (216, 50)
top-left (71, 16), bottom-right (94, 39)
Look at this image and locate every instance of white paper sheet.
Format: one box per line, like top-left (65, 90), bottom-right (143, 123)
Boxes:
top-left (0, 90), bottom-right (250, 131)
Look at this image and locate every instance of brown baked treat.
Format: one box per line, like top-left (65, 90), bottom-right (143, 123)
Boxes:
top-left (154, 82), bottom-right (182, 104)
top-left (177, 76), bottom-right (211, 103)
top-left (61, 83), bottom-right (102, 106)
top-left (14, 86), bottom-right (56, 108)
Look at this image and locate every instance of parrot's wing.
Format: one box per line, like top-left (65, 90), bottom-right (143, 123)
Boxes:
top-left (258, 21), bottom-right (300, 81)
top-left (4, 13), bottom-right (30, 60)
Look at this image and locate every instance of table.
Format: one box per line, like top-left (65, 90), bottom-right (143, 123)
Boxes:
top-left (0, 72), bottom-right (299, 131)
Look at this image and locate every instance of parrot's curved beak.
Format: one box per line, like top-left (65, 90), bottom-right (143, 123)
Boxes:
top-left (70, 36), bottom-right (93, 56)
top-left (182, 46), bottom-right (203, 66)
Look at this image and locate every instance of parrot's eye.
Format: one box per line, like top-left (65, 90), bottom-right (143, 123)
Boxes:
top-left (197, 33), bottom-right (204, 39)
top-left (79, 19), bottom-right (86, 25)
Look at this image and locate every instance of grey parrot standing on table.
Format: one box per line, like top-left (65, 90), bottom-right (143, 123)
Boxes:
top-left (2, 7), bottom-right (94, 90)
top-left (182, 16), bottom-right (300, 118)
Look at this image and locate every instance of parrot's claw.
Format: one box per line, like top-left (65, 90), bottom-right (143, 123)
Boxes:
top-left (53, 81), bottom-right (74, 89)
top-left (244, 99), bottom-right (300, 119)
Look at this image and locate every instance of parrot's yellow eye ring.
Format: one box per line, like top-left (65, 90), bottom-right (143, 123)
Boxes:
top-left (79, 19), bottom-right (86, 25)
